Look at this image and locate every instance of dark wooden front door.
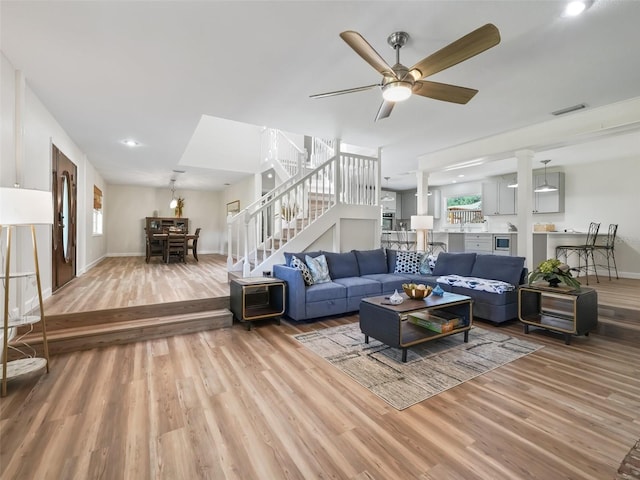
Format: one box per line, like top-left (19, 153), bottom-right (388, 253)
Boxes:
top-left (51, 145), bottom-right (77, 292)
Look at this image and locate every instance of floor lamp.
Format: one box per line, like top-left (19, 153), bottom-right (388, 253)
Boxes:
top-left (0, 187), bottom-right (53, 396)
top-left (411, 215), bottom-right (434, 253)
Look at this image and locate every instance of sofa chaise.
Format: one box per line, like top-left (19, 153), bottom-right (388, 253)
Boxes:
top-left (273, 249), bottom-right (527, 324)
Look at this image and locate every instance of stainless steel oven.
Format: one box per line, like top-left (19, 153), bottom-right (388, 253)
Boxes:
top-left (494, 235), bottom-right (511, 253)
top-left (382, 213), bottom-right (394, 231)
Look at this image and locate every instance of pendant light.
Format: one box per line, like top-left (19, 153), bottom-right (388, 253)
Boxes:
top-left (169, 179), bottom-right (178, 208)
top-left (381, 177), bottom-right (393, 202)
top-left (534, 160), bottom-right (558, 193)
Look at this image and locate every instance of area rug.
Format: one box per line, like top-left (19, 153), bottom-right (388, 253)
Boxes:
top-left (294, 323), bottom-right (543, 410)
top-left (616, 439), bottom-right (640, 479)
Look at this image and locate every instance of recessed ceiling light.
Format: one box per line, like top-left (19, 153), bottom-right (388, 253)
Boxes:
top-left (565, 0), bottom-right (587, 16)
top-left (458, 174), bottom-right (465, 178)
top-left (122, 139), bottom-right (139, 147)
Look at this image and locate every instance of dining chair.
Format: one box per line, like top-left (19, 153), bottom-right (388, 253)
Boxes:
top-left (165, 233), bottom-right (187, 263)
top-left (592, 223), bottom-right (618, 280)
top-left (145, 228), bottom-right (164, 263)
top-left (555, 222), bottom-right (600, 285)
top-left (187, 227), bottom-right (201, 261)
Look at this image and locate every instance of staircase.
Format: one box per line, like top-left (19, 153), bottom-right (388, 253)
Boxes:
top-left (228, 141), bottom-right (381, 277)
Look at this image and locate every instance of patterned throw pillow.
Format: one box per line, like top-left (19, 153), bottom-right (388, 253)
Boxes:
top-left (394, 251), bottom-right (423, 274)
top-left (306, 254), bottom-right (331, 284)
top-left (290, 256), bottom-right (314, 286)
top-left (419, 253), bottom-right (438, 275)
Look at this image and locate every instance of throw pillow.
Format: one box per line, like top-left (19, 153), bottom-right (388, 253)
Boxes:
top-left (306, 254), bottom-right (331, 284)
top-left (290, 256), bottom-right (314, 286)
top-left (419, 253), bottom-right (437, 275)
top-left (394, 250), bottom-right (423, 274)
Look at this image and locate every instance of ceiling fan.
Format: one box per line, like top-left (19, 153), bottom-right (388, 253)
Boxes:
top-left (310, 24), bottom-right (501, 121)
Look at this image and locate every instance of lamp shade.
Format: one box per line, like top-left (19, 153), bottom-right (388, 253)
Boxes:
top-left (0, 187), bottom-right (53, 225)
top-left (410, 215), bottom-right (434, 231)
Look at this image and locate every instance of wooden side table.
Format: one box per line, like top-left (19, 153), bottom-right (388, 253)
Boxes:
top-left (230, 277), bottom-right (286, 330)
top-left (518, 285), bottom-right (598, 344)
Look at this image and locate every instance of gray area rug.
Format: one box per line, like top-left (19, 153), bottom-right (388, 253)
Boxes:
top-left (294, 323), bottom-right (543, 410)
top-left (616, 439), bottom-right (640, 479)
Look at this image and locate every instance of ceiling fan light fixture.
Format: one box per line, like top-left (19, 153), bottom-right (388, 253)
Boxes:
top-left (565, 0), bottom-right (587, 16)
top-left (382, 82), bottom-right (412, 102)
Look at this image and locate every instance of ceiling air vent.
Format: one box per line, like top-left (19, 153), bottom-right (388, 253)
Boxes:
top-left (551, 103), bottom-right (587, 116)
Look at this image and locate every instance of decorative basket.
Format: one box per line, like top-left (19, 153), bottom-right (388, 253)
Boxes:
top-left (402, 285), bottom-right (433, 300)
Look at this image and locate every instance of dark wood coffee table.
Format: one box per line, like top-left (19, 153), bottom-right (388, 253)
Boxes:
top-left (359, 292), bottom-right (473, 362)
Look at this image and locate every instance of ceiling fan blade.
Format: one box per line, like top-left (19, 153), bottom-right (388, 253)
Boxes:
top-left (340, 31), bottom-right (396, 77)
top-left (413, 80), bottom-right (478, 104)
top-left (409, 24), bottom-right (500, 80)
top-left (310, 84), bottom-right (379, 99)
top-left (375, 100), bottom-right (395, 122)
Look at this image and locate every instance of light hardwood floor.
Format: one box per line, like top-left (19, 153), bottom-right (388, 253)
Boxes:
top-left (1, 255), bottom-right (639, 479)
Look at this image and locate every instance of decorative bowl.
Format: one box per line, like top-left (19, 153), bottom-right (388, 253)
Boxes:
top-left (402, 284), bottom-right (433, 300)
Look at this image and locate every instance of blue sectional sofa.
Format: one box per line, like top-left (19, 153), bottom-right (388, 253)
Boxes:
top-left (273, 249), bottom-right (527, 324)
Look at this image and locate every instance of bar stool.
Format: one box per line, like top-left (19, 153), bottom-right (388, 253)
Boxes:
top-left (555, 222), bottom-right (600, 285)
top-left (397, 227), bottom-right (416, 251)
top-left (427, 230), bottom-right (447, 255)
top-left (592, 224), bottom-right (619, 280)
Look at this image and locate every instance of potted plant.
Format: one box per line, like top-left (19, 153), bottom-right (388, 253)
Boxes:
top-left (528, 258), bottom-right (581, 289)
top-left (174, 197), bottom-right (185, 218)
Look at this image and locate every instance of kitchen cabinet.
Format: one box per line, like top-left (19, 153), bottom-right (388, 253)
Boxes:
top-left (533, 172), bottom-right (565, 214)
top-left (464, 233), bottom-right (493, 253)
top-left (381, 190), bottom-right (396, 213)
top-left (401, 190), bottom-right (417, 220)
top-left (447, 233), bottom-right (465, 252)
top-left (427, 189), bottom-right (441, 219)
top-left (482, 181), bottom-right (516, 215)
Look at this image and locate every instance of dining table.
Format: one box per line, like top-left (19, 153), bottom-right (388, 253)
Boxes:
top-left (153, 232), bottom-right (198, 262)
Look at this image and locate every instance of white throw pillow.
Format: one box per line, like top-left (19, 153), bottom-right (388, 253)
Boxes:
top-left (305, 254), bottom-right (331, 284)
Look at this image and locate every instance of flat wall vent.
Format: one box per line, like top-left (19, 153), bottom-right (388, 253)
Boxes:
top-left (551, 103), bottom-right (587, 116)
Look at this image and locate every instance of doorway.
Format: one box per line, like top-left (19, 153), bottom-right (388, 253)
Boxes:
top-left (51, 145), bottom-right (77, 292)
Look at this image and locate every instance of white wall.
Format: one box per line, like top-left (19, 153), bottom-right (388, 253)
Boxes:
top-left (106, 185), bottom-right (224, 255)
top-left (1, 53), bottom-right (107, 298)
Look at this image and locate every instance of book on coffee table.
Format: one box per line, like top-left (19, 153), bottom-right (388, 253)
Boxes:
top-left (408, 310), bottom-right (462, 333)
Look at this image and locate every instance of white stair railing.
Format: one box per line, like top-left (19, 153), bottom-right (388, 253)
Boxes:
top-left (227, 147), bottom-right (380, 276)
top-left (311, 137), bottom-right (336, 168)
top-left (261, 128), bottom-right (307, 179)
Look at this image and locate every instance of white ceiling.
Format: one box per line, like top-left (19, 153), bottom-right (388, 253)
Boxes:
top-left (2, 1), bottom-right (640, 191)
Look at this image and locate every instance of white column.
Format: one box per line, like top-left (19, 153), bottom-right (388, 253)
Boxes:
top-left (415, 170), bottom-right (430, 250)
top-left (515, 149), bottom-right (534, 269)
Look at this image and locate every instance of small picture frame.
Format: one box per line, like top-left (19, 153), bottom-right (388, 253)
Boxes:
top-left (226, 200), bottom-right (240, 215)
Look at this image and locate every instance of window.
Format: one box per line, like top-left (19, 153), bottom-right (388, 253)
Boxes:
top-left (93, 185), bottom-right (103, 235)
top-left (446, 194), bottom-right (482, 224)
